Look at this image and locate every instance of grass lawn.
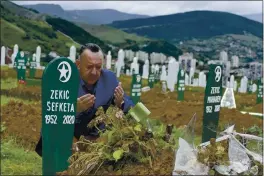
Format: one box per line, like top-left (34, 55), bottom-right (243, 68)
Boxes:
top-left (1, 138), bottom-right (42, 175)
top-left (1, 95), bottom-right (36, 106)
top-left (1, 78), bottom-right (18, 90)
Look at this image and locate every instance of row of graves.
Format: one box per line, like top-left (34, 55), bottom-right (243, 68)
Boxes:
top-left (40, 55), bottom-right (262, 175)
top-left (1, 45), bottom-right (263, 175)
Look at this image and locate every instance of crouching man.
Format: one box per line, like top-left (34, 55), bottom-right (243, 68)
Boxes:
top-left (35, 43), bottom-right (134, 156)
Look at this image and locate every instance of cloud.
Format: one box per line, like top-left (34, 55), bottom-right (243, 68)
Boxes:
top-left (14, 1), bottom-right (263, 16)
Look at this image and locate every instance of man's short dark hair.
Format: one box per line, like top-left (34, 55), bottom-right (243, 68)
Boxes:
top-left (79, 43), bottom-right (102, 55)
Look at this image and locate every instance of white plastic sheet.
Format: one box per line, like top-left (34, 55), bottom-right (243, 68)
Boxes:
top-left (172, 138), bottom-right (209, 175)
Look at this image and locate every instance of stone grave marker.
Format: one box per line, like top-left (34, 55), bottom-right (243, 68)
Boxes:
top-left (29, 54), bottom-right (37, 78)
top-left (130, 69), bottom-right (142, 104)
top-left (148, 69), bottom-right (155, 88)
top-left (15, 51), bottom-right (27, 81)
top-left (202, 64), bottom-right (223, 143)
top-left (256, 79), bottom-right (263, 104)
top-left (177, 69), bottom-right (185, 101)
top-left (1, 46), bottom-right (6, 65)
top-left (41, 57), bottom-right (79, 175)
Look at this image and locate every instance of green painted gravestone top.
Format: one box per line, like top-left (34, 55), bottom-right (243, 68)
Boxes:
top-left (256, 79), bottom-right (263, 104)
top-left (130, 69), bottom-right (142, 104)
top-left (42, 57), bottom-right (79, 175)
top-left (154, 71), bottom-right (160, 83)
top-left (15, 51), bottom-right (27, 81)
top-left (29, 55), bottom-right (37, 78)
top-left (148, 70), bottom-right (155, 88)
top-left (202, 64), bottom-right (223, 143)
top-left (177, 69), bottom-right (185, 101)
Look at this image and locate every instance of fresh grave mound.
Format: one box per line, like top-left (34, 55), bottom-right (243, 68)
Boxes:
top-left (139, 89), bottom-right (262, 135)
top-left (0, 85), bottom-right (41, 101)
top-left (1, 100), bottom-right (42, 149)
top-left (57, 105), bottom-right (175, 175)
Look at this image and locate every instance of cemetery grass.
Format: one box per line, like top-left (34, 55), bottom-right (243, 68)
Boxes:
top-left (1, 137), bottom-right (42, 175)
top-left (1, 18), bottom-right (79, 56)
top-left (1, 78), bottom-right (18, 90)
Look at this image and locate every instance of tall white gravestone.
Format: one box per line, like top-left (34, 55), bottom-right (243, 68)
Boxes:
top-left (13, 44), bottom-right (18, 57)
top-left (185, 74), bottom-right (189, 86)
top-left (234, 81), bottom-right (237, 92)
top-left (230, 75), bottom-right (235, 88)
top-left (130, 57), bottom-right (139, 74)
top-left (36, 46), bottom-right (41, 68)
top-left (167, 58), bottom-right (177, 92)
top-left (160, 65), bottom-right (167, 81)
top-left (117, 49), bottom-right (125, 68)
top-left (106, 51), bottom-right (112, 70)
top-left (1, 46), bottom-right (6, 65)
top-left (69, 46), bottom-right (76, 63)
top-left (142, 59), bottom-right (149, 79)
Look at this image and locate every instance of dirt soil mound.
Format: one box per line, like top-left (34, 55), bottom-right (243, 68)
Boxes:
top-left (1, 100), bottom-right (42, 149)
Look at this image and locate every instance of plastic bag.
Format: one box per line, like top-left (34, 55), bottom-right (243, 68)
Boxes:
top-left (228, 137), bottom-right (251, 174)
top-left (172, 138), bottom-right (209, 175)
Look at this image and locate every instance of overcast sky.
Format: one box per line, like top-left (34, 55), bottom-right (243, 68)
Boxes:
top-left (14, 1), bottom-right (262, 16)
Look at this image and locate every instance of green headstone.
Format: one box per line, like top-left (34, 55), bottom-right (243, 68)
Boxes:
top-left (29, 56), bottom-right (37, 78)
top-left (148, 70), bottom-right (155, 88)
top-left (130, 69), bottom-right (142, 104)
top-left (177, 69), bottom-right (185, 101)
top-left (15, 51), bottom-right (27, 81)
top-left (154, 71), bottom-right (160, 83)
top-left (42, 57), bottom-right (79, 175)
top-left (202, 64), bottom-right (223, 143)
top-left (256, 79), bottom-right (263, 104)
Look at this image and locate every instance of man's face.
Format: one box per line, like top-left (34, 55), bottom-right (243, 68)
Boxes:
top-left (79, 49), bottom-right (103, 85)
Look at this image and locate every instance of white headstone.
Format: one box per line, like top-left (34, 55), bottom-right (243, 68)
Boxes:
top-left (189, 67), bottom-right (195, 85)
top-left (221, 88), bottom-right (236, 109)
top-left (126, 69), bottom-right (130, 76)
top-left (116, 62), bottom-right (121, 78)
top-left (106, 51), bottom-right (112, 69)
top-left (151, 64), bottom-right (155, 73)
top-left (227, 81), bottom-right (230, 88)
top-left (154, 64), bottom-right (160, 74)
top-left (230, 75), bottom-right (235, 88)
top-left (202, 74), bottom-right (206, 87)
top-left (36, 46), bottom-right (41, 68)
top-left (13, 44), bottom-right (18, 56)
top-left (1, 46), bottom-right (6, 65)
top-left (193, 78), bottom-right (199, 86)
top-left (118, 49), bottom-right (125, 68)
top-left (185, 73), bottom-right (189, 86)
top-left (69, 45), bottom-right (76, 62)
top-left (130, 57), bottom-right (139, 74)
top-left (162, 81), bottom-right (167, 93)
top-left (252, 84), bottom-right (257, 92)
top-left (167, 58), bottom-right (177, 92)
top-left (142, 59), bottom-right (149, 79)
top-left (239, 76), bottom-right (248, 93)
top-left (234, 81), bottom-right (237, 91)
top-left (198, 72), bottom-right (204, 87)
top-left (160, 65), bottom-right (167, 81)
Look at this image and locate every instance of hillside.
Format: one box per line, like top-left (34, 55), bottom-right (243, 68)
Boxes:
top-left (110, 10), bottom-right (263, 42)
top-left (1, 1), bottom-right (111, 56)
top-left (1, 3), bottom-right (79, 56)
top-left (124, 40), bottom-right (183, 59)
top-left (45, 17), bottom-right (111, 52)
top-left (22, 4), bottom-right (149, 25)
top-left (75, 22), bottom-right (150, 45)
